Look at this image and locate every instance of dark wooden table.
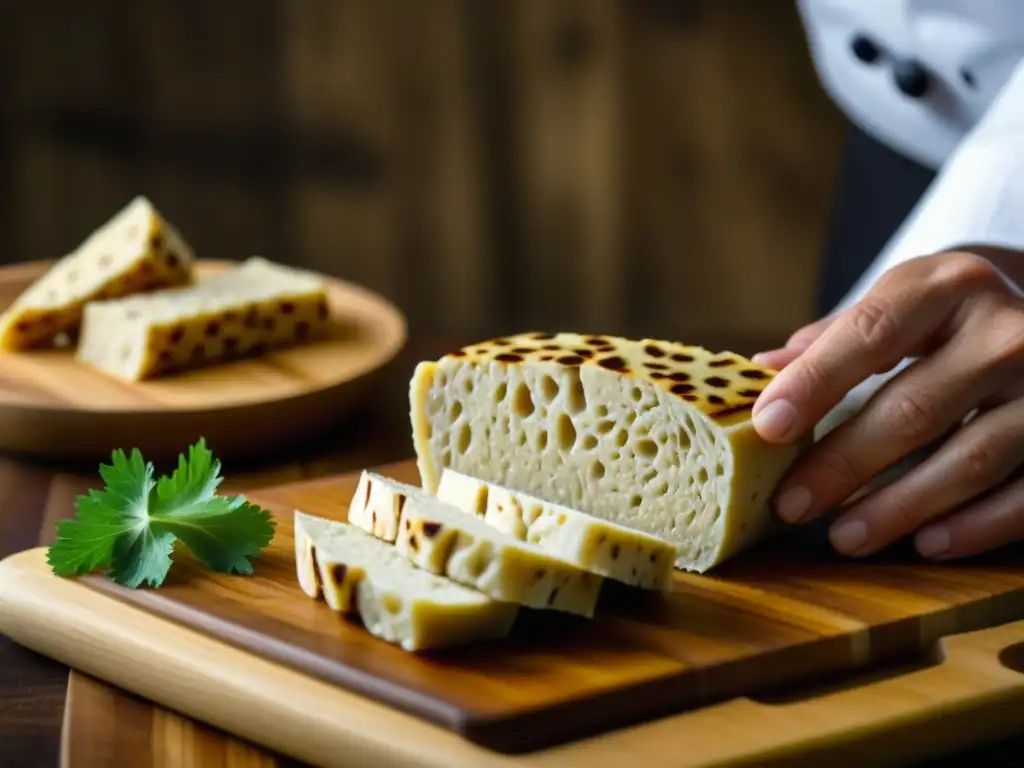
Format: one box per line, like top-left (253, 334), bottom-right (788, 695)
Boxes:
top-left (3, 334), bottom-right (1023, 767)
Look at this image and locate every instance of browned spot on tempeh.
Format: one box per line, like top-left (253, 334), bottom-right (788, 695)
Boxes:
top-left (330, 563), bottom-right (347, 585)
top-left (597, 356), bottom-right (629, 372)
top-left (310, 545), bottom-right (323, 591)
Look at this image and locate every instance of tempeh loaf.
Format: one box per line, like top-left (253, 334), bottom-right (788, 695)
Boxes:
top-left (409, 332), bottom-right (808, 572)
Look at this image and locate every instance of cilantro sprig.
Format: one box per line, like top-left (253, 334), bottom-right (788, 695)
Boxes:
top-left (47, 438), bottom-right (276, 588)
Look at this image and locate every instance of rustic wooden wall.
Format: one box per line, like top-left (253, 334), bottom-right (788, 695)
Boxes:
top-left (0, 0), bottom-right (844, 346)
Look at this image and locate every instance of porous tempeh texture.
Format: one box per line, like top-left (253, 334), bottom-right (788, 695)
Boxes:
top-left (346, 472), bottom-right (603, 617)
top-left (76, 257), bottom-right (331, 380)
top-left (294, 511), bottom-right (518, 652)
top-left (436, 468), bottom-right (678, 591)
top-left (0, 196), bottom-right (194, 351)
top-left (410, 332), bottom-right (808, 573)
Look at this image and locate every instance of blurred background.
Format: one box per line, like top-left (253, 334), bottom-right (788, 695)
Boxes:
top-left (0, 0), bottom-right (845, 348)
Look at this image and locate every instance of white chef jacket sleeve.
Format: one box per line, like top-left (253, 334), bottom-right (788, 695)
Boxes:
top-left (814, 59), bottom-right (1024, 446)
top-left (834, 58), bottom-right (1024, 313)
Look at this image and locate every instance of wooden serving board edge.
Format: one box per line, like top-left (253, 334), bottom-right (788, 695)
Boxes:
top-left (64, 468), bottom-right (1024, 754)
top-left (82, 568), bottom-right (831, 755)
top-left (4, 547), bottom-right (1024, 768)
top-left (78, 572), bottom-right (470, 733)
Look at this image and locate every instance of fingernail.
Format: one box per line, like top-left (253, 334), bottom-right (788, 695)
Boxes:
top-left (775, 486), bottom-right (812, 522)
top-left (916, 526), bottom-right (951, 557)
top-left (752, 399), bottom-right (799, 441)
top-left (830, 519), bottom-right (869, 554)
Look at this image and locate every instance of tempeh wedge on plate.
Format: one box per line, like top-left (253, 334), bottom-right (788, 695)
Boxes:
top-left (294, 511), bottom-right (518, 651)
top-left (436, 468), bottom-right (678, 591)
top-left (409, 332), bottom-right (809, 573)
top-left (76, 256), bottom-right (331, 380)
top-left (346, 471), bottom-right (604, 617)
top-left (0, 196), bottom-right (194, 351)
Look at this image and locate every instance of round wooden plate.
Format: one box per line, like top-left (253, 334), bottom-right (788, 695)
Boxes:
top-left (0, 260), bottom-right (407, 463)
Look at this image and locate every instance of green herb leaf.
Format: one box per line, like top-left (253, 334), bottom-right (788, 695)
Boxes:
top-left (46, 438), bottom-right (276, 588)
top-left (150, 439), bottom-right (275, 575)
top-left (47, 448), bottom-right (155, 577)
top-left (109, 526), bottom-right (176, 588)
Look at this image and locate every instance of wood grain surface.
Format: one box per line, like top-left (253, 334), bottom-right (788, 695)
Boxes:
top-left (62, 674), bottom-right (301, 768)
top-left (1, 1), bottom-right (842, 344)
top-left (48, 623), bottom-right (1024, 768)
top-left (37, 461), bottom-right (1024, 754)
top-left (0, 259), bottom-right (407, 463)
top-left (4, 492), bottom-right (1024, 767)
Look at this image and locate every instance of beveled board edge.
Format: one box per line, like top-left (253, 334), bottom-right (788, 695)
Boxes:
top-left (75, 555), bottom-right (1022, 756)
top-left (80, 571), bottom-right (470, 734)
top-left (3, 548), bottom-right (1024, 768)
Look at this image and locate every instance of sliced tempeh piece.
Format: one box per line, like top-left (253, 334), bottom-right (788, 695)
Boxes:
top-left (347, 468), bottom-right (409, 542)
top-left (0, 196), bottom-right (194, 351)
top-left (409, 332), bottom-right (810, 573)
top-left (294, 511), bottom-right (518, 652)
top-left (76, 256), bottom-right (331, 380)
top-left (436, 468), bottom-right (678, 591)
top-left (346, 471), bottom-right (603, 617)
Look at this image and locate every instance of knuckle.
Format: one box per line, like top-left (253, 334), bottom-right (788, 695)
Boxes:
top-left (882, 492), bottom-right (926, 533)
top-left (848, 297), bottom-right (900, 350)
top-left (932, 252), bottom-right (1002, 292)
top-left (816, 444), bottom-right (864, 487)
top-left (981, 309), bottom-right (1024, 368)
top-left (958, 437), bottom-right (1003, 488)
top-left (878, 389), bottom-right (938, 444)
top-left (787, 355), bottom-right (832, 402)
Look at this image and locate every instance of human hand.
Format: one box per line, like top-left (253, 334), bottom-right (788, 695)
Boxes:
top-left (750, 250), bottom-right (1024, 560)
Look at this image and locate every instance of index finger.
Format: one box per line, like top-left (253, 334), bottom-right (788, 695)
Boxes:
top-left (750, 258), bottom-right (968, 443)
top-left (751, 314), bottom-right (840, 369)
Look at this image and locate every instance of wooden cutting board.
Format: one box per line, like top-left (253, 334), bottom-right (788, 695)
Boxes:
top-left (0, 260), bottom-right (407, 463)
top-left (53, 643), bottom-right (1024, 768)
top-left (4, 461), bottom-right (1024, 766)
